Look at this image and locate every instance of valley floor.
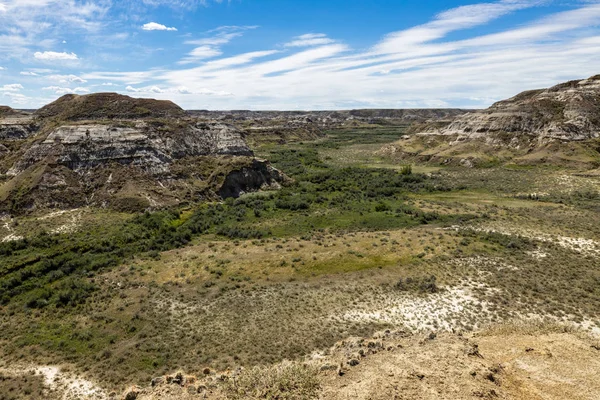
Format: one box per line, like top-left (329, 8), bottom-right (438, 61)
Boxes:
top-left (1, 127), bottom-right (599, 399)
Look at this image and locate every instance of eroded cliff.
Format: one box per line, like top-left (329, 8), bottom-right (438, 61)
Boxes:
top-left (0, 93), bottom-right (284, 213)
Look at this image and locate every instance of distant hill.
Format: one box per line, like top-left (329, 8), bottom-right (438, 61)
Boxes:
top-left (439, 75), bottom-right (600, 141)
top-left (35, 93), bottom-right (187, 121)
top-left (0, 106), bottom-right (29, 118)
top-left (188, 108), bottom-right (474, 146)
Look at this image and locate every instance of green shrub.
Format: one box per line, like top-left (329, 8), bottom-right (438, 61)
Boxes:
top-left (400, 164), bottom-right (412, 175)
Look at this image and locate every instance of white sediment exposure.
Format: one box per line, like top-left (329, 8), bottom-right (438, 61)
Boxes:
top-left (50, 210), bottom-right (83, 235)
top-left (0, 365), bottom-right (108, 400)
top-left (1, 216), bottom-right (23, 242)
top-left (461, 224), bottom-right (600, 256)
top-left (338, 280), bottom-right (499, 332)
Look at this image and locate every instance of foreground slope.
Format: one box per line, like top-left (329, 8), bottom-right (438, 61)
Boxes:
top-left (381, 75), bottom-right (600, 167)
top-left (4, 325), bottom-right (598, 400)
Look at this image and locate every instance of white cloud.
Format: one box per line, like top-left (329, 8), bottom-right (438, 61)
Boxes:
top-left (46, 74), bottom-right (87, 84)
top-left (374, 0), bottom-right (538, 54)
top-left (42, 86), bottom-right (89, 95)
top-left (124, 84), bottom-right (232, 97)
top-left (0, 67), bottom-right (6, 70)
top-left (285, 33), bottom-right (335, 47)
top-left (20, 71), bottom-right (38, 76)
top-left (179, 46), bottom-right (223, 64)
top-left (27, 68), bottom-right (55, 74)
top-left (200, 50), bottom-right (279, 71)
top-left (138, 0), bottom-right (215, 10)
top-left (2, 92), bottom-right (29, 105)
top-left (184, 26), bottom-right (257, 46)
top-left (1, 84), bottom-right (24, 92)
top-left (34, 51), bottom-right (78, 61)
top-left (142, 22), bottom-right (177, 31)
top-left (137, 1), bottom-right (600, 110)
top-left (7, 0), bottom-right (600, 110)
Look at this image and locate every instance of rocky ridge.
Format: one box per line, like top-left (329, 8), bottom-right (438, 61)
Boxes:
top-left (381, 74), bottom-right (600, 167)
top-left (438, 75), bottom-right (600, 141)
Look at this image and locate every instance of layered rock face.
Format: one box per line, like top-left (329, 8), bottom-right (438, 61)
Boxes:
top-left (382, 75), bottom-right (600, 167)
top-left (436, 75), bottom-right (600, 142)
top-left (0, 93), bottom-right (283, 213)
top-left (7, 121), bottom-right (251, 176)
top-left (0, 116), bottom-right (37, 140)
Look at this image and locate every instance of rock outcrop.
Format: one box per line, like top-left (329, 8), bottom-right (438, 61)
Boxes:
top-left (218, 158), bottom-right (289, 198)
top-left (0, 93), bottom-right (284, 213)
top-left (7, 121), bottom-right (251, 176)
top-left (438, 75), bottom-right (600, 142)
top-left (0, 116), bottom-right (37, 140)
top-left (381, 75), bottom-right (600, 167)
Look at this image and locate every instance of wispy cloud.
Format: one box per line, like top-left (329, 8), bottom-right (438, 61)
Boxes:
top-left (1, 83), bottom-right (24, 92)
top-left (126, 84), bottom-right (232, 96)
top-left (34, 51), bottom-right (79, 61)
top-left (180, 26), bottom-right (258, 64)
top-left (285, 34), bottom-right (335, 48)
top-left (146, 1), bottom-right (600, 109)
top-left (139, 0), bottom-right (225, 10)
top-left (46, 74), bottom-right (87, 84)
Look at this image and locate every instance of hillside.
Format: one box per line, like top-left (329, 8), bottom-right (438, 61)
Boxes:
top-left (0, 106), bottom-right (20, 117)
top-left (121, 325), bottom-right (600, 400)
top-left (0, 94), bottom-right (284, 213)
top-left (381, 75), bottom-right (600, 167)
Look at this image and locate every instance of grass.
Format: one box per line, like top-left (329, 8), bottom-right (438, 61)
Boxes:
top-left (222, 361), bottom-right (320, 400)
top-left (0, 372), bottom-right (47, 400)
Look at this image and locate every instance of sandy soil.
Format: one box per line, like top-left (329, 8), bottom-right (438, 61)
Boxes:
top-left (115, 326), bottom-right (600, 400)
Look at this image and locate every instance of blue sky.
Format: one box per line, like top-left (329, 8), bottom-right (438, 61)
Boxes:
top-left (1, 0), bottom-right (600, 110)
